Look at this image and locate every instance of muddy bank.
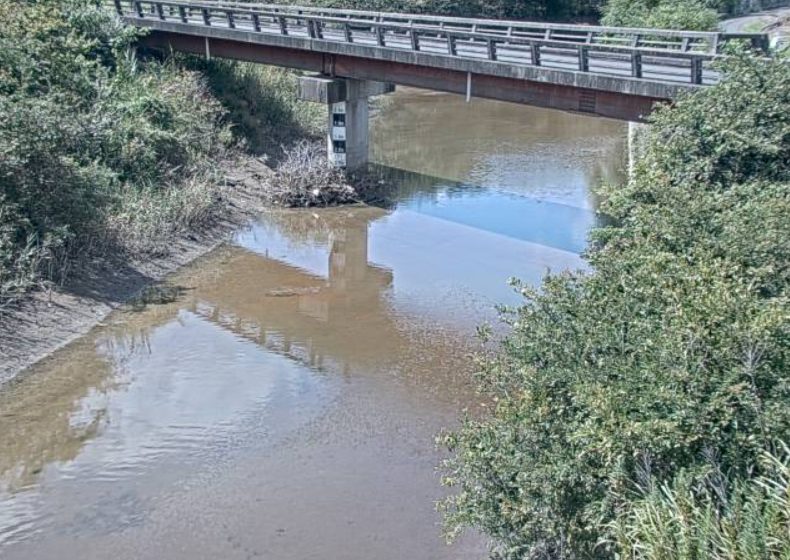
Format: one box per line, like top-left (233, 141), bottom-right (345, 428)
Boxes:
top-left (0, 154), bottom-right (366, 386)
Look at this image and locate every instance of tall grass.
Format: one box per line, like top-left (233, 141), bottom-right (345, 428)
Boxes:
top-left (610, 444), bottom-right (790, 559)
top-left (186, 58), bottom-right (325, 155)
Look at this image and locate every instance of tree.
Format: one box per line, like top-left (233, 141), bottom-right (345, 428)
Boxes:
top-left (440, 53), bottom-right (790, 559)
top-left (601, 0), bottom-right (718, 30)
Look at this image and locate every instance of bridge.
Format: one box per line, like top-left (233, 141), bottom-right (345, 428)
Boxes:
top-left (111, 0), bottom-right (768, 168)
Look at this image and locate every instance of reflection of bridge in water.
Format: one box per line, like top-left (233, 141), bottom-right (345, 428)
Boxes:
top-left (189, 207), bottom-right (405, 375)
top-left (0, 209), bottom-right (402, 501)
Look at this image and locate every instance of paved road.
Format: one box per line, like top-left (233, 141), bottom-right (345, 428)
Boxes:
top-left (720, 6), bottom-right (790, 34)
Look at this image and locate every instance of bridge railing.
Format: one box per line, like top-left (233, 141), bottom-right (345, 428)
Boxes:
top-left (196, 1), bottom-right (770, 54)
top-left (110, 0), bottom-right (759, 85)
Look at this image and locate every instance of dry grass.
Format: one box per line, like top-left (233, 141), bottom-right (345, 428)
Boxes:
top-left (266, 140), bottom-right (359, 207)
top-left (106, 174), bottom-right (225, 257)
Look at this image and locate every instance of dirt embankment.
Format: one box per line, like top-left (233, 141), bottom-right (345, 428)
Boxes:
top-left (0, 157), bottom-right (280, 385)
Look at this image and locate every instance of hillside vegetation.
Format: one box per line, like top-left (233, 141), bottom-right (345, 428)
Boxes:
top-left (601, 0), bottom-right (719, 29)
top-left (440, 52), bottom-right (790, 560)
top-left (0, 0), bottom-right (229, 304)
top-left (283, 0), bottom-right (758, 28)
top-left (282, 0), bottom-right (605, 21)
top-left (0, 0), bottom-right (324, 308)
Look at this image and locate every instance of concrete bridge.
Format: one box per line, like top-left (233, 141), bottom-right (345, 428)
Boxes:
top-left (112, 0), bottom-right (767, 168)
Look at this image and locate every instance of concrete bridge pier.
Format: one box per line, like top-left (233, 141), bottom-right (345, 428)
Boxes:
top-left (298, 75), bottom-right (395, 171)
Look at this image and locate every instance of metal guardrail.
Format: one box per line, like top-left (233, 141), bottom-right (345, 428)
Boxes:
top-left (206, 1), bottom-right (770, 53)
top-left (110, 0), bottom-right (769, 85)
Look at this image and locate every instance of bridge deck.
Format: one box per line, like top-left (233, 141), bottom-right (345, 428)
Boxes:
top-left (111, 1), bottom-right (768, 120)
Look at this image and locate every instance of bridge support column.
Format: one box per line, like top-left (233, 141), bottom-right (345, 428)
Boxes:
top-left (298, 75), bottom-right (394, 171)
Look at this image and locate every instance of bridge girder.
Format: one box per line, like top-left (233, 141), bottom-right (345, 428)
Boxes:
top-left (142, 31), bottom-right (664, 122)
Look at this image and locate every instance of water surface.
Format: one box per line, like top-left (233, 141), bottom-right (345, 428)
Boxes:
top-left (0, 89), bottom-right (626, 559)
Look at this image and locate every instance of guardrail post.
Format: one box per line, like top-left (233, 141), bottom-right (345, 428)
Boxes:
top-left (447, 34), bottom-right (456, 55)
top-left (134, 0), bottom-right (144, 18)
top-left (307, 19), bottom-right (316, 38)
top-left (178, 5), bottom-right (187, 22)
top-left (410, 28), bottom-right (419, 51)
top-left (226, 10), bottom-right (234, 29)
top-left (578, 45), bottom-right (589, 72)
top-left (315, 20), bottom-right (324, 39)
top-left (531, 42), bottom-right (541, 66)
top-left (752, 35), bottom-right (769, 53)
top-left (631, 52), bottom-right (642, 78)
top-left (279, 16), bottom-right (288, 35)
top-left (155, 2), bottom-right (164, 20)
top-left (113, 0), bottom-right (123, 15)
top-left (202, 7), bottom-right (211, 26)
top-left (376, 26), bottom-right (385, 46)
top-left (251, 12), bottom-right (260, 31)
top-left (690, 57), bottom-right (703, 84)
top-left (344, 22), bottom-right (352, 42)
top-left (487, 38), bottom-right (497, 61)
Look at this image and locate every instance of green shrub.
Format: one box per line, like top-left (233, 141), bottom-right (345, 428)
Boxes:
top-left (0, 197), bottom-right (57, 307)
top-left (601, 0), bottom-right (718, 30)
top-left (186, 58), bottom-right (324, 154)
top-left (0, 0), bottom-right (233, 301)
top-left (440, 54), bottom-right (789, 559)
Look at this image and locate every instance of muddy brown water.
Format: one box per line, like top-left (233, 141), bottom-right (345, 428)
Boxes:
top-left (0, 89), bottom-right (626, 559)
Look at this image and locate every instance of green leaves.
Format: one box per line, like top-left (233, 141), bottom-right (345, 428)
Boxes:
top-left (441, 55), bottom-right (790, 558)
top-left (600, 0), bottom-right (718, 30)
top-left (0, 0), bottom-right (232, 300)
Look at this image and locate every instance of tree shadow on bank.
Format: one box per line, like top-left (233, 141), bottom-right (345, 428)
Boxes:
top-left (181, 56), bottom-right (326, 164)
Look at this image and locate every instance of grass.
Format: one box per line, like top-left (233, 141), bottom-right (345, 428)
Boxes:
top-left (610, 445), bottom-right (790, 560)
top-left (0, 0), bottom-right (329, 309)
top-left (184, 57), bottom-right (325, 157)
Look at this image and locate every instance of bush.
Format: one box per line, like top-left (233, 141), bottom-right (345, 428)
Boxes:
top-left (601, 0), bottom-right (719, 30)
top-left (440, 54), bottom-right (789, 559)
top-left (0, 197), bottom-right (55, 308)
top-left (185, 58), bottom-right (324, 154)
top-left (0, 0), bottom-right (232, 302)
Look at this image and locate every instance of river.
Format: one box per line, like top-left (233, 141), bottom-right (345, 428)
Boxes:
top-left (0, 88), bottom-right (626, 559)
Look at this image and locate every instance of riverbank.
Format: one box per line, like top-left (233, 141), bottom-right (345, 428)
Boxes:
top-left (0, 152), bottom-right (379, 385)
top-left (0, 157), bottom-right (258, 384)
